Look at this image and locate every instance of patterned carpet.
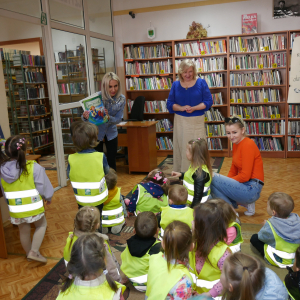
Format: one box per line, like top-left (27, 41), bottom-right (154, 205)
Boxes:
top-left (22, 156), bottom-right (224, 300)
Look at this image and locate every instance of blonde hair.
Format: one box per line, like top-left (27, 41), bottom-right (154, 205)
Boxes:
top-left (178, 59), bottom-right (197, 81)
top-left (268, 192), bottom-right (294, 218)
top-left (222, 253), bottom-right (265, 300)
top-left (187, 138), bottom-right (212, 177)
top-left (101, 72), bottom-right (121, 100)
top-left (225, 114), bottom-right (246, 136)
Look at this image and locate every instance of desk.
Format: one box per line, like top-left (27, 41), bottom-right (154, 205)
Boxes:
top-left (117, 121), bottom-right (158, 173)
top-left (0, 154), bottom-right (41, 258)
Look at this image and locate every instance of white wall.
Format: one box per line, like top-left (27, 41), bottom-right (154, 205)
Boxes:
top-left (113, 0), bottom-right (300, 74)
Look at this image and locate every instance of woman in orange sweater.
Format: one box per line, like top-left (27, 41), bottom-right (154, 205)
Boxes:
top-left (210, 115), bottom-right (264, 216)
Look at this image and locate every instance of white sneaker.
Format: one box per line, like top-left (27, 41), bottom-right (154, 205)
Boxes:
top-left (244, 202), bottom-right (255, 216)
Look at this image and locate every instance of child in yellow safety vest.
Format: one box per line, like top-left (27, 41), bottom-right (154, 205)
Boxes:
top-left (209, 198), bottom-right (243, 253)
top-left (63, 206), bottom-right (121, 282)
top-left (189, 201), bottom-right (231, 298)
top-left (171, 138), bottom-right (212, 208)
top-left (145, 221), bottom-right (196, 299)
top-left (250, 192), bottom-right (300, 268)
top-left (102, 169), bottom-right (126, 234)
top-left (220, 252), bottom-right (288, 300)
top-left (124, 169), bottom-right (169, 215)
top-left (57, 233), bottom-right (128, 300)
top-left (158, 184), bottom-right (193, 240)
top-left (67, 121), bottom-right (110, 231)
top-left (0, 135), bottom-right (54, 263)
top-left (120, 211), bottom-right (161, 292)
top-left (285, 246), bottom-right (300, 300)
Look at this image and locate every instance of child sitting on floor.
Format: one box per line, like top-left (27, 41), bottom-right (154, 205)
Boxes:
top-left (63, 206), bottom-right (121, 282)
top-left (220, 252), bottom-right (288, 300)
top-left (285, 245), bottom-right (300, 300)
top-left (58, 233), bottom-right (127, 300)
top-left (158, 184), bottom-right (193, 240)
top-left (124, 169), bottom-right (169, 214)
top-left (208, 198), bottom-right (243, 253)
top-left (102, 169), bottom-right (126, 234)
top-left (120, 211), bottom-right (161, 292)
top-left (250, 192), bottom-right (300, 268)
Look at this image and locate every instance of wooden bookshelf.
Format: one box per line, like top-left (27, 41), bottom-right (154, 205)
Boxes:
top-left (123, 30), bottom-right (300, 158)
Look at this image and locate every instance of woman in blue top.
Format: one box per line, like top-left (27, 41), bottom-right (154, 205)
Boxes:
top-left (167, 60), bottom-right (212, 172)
top-left (83, 72), bottom-right (126, 171)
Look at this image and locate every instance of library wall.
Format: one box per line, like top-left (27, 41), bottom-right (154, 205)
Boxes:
top-left (113, 0), bottom-right (300, 94)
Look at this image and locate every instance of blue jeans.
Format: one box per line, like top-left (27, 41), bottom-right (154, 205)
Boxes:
top-left (210, 173), bottom-right (263, 208)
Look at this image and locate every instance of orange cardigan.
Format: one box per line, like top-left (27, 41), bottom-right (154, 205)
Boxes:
top-left (228, 137), bottom-right (264, 183)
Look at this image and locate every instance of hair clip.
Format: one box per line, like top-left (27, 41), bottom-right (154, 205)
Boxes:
top-left (103, 270), bottom-right (108, 275)
top-left (163, 178), bottom-right (168, 184)
top-left (243, 266), bottom-right (248, 271)
top-left (68, 274), bottom-right (73, 279)
top-left (153, 176), bottom-right (157, 180)
top-left (155, 173), bottom-right (162, 181)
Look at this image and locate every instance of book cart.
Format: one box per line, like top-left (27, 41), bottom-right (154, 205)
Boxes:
top-left (54, 45), bottom-right (106, 151)
top-left (123, 29), bottom-right (299, 158)
top-left (4, 50), bottom-right (53, 154)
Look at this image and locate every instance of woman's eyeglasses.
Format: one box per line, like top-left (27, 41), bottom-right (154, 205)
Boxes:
top-left (225, 117), bottom-right (241, 124)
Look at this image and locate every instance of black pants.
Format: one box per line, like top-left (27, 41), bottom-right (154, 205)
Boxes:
top-left (95, 135), bottom-right (118, 171)
top-left (250, 233), bottom-right (265, 257)
top-left (78, 203), bottom-right (104, 232)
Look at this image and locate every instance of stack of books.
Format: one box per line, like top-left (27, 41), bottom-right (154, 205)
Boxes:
top-left (12, 54), bottom-right (45, 66)
top-left (288, 105), bottom-right (300, 118)
top-left (250, 137), bottom-right (283, 151)
top-left (175, 57), bottom-right (225, 73)
top-left (229, 34), bottom-right (286, 52)
top-left (156, 136), bottom-right (173, 150)
top-left (124, 44), bottom-right (172, 59)
top-left (288, 121), bottom-right (300, 135)
top-left (199, 73), bottom-right (224, 87)
top-left (125, 59), bottom-right (172, 75)
top-left (18, 87), bottom-right (45, 99)
top-left (205, 124), bottom-right (226, 136)
top-left (58, 82), bottom-right (87, 95)
top-left (230, 105), bottom-right (281, 119)
top-left (230, 70), bottom-right (281, 86)
top-left (15, 70), bottom-right (45, 83)
top-left (230, 88), bottom-right (281, 103)
top-left (126, 77), bottom-right (172, 91)
top-left (205, 108), bottom-right (225, 121)
top-left (246, 120), bottom-right (285, 135)
top-left (175, 40), bottom-right (227, 56)
top-left (288, 137), bottom-right (300, 151)
top-left (207, 138), bottom-right (223, 150)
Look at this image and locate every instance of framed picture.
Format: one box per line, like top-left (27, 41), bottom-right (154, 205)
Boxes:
top-left (273, 0), bottom-right (300, 18)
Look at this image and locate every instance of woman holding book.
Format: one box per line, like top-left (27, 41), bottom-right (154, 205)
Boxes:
top-left (83, 72), bottom-right (125, 171)
top-left (210, 115), bottom-right (264, 216)
top-left (167, 59), bottom-right (212, 172)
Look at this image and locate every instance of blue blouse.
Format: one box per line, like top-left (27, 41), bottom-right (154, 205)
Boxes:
top-left (167, 78), bottom-right (212, 117)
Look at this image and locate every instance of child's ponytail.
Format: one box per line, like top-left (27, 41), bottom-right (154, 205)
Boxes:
top-left (0, 135), bottom-right (28, 178)
top-left (239, 267), bottom-right (255, 300)
top-left (104, 271), bottom-right (118, 292)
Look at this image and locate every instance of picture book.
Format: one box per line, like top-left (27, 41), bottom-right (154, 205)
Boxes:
top-left (79, 92), bottom-right (108, 126)
top-left (242, 13), bottom-right (257, 34)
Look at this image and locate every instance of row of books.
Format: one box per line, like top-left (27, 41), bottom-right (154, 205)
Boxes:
top-left (149, 118), bottom-right (173, 132)
top-left (19, 119), bottom-right (51, 133)
top-left (20, 105), bottom-right (46, 116)
top-left (229, 53), bottom-right (286, 70)
top-left (124, 44), bottom-right (172, 59)
top-left (205, 108), bottom-right (225, 122)
top-left (229, 35), bottom-right (286, 53)
top-left (288, 105), bottom-right (300, 118)
top-left (126, 77), bottom-right (173, 91)
top-left (230, 88), bottom-right (281, 103)
top-left (288, 121), bottom-right (300, 135)
top-left (287, 137), bottom-right (300, 151)
top-left (207, 138), bottom-right (223, 150)
top-left (31, 134), bottom-right (50, 149)
top-left (175, 57), bottom-right (226, 73)
top-left (250, 137), bottom-right (283, 151)
top-left (206, 124), bottom-right (226, 137)
top-left (12, 54), bottom-right (45, 67)
top-left (62, 133), bottom-right (73, 144)
top-left (246, 121), bottom-right (285, 135)
top-left (60, 107), bottom-right (83, 115)
top-left (125, 60), bottom-right (172, 75)
top-left (156, 136), bottom-right (173, 150)
top-left (57, 64), bottom-right (86, 76)
top-left (291, 33), bottom-right (300, 49)
top-left (18, 87), bottom-right (46, 100)
top-left (174, 40), bottom-right (227, 56)
top-left (212, 93), bottom-right (223, 105)
top-left (230, 105), bottom-right (281, 119)
top-left (127, 99), bottom-right (168, 113)
top-left (54, 46), bottom-right (85, 62)
top-left (229, 70), bottom-right (281, 86)
top-left (0, 48), bottom-right (30, 60)
top-left (15, 70), bottom-right (45, 83)
top-left (199, 73), bottom-right (224, 87)
top-left (58, 82), bottom-right (87, 95)
top-left (61, 118), bottom-right (73, 129)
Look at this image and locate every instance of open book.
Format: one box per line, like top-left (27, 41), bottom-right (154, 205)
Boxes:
top-left (79, 93), bottom-right (109, 126)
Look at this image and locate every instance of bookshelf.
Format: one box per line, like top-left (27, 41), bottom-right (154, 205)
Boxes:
top-left (123, 30), bottom-right (299, 158)
top-left (3, 49), bottom-right (53, 154)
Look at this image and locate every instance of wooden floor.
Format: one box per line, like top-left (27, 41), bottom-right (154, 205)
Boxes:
top-left (1, 156), bottom-right (300, 299)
